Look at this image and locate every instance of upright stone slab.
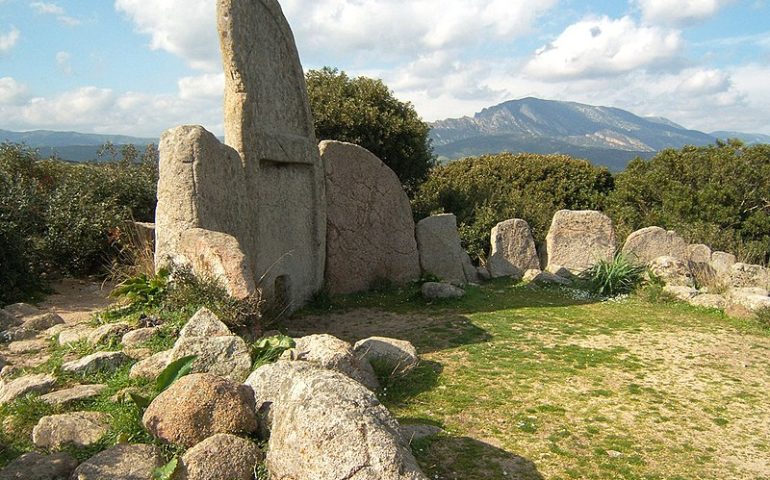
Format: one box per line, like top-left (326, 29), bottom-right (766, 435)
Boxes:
top-left (416, 214), bottom-right (469, 285)
top-left (545, 210), bottom-right (616, 274)
top-left (156, 0), bottom-right (325, 311)
top-left (321, 141), bottom-right (420, 294)
top-left (622, 226), bottom-right (687, 265)
top-left (487, 219), bottom-right (540, 279)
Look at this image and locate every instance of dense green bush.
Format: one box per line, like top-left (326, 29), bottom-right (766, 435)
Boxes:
top-left (607, 141), bottom-right (770, 264)
top-left (0, 143), bottom-right (158, 305)
top-left (306, 67), bottom-right (435, 191)
top-left (412, 153), bottom-right (615, 260)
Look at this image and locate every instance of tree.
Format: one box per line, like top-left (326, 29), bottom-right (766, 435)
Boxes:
top-left (305, 67), bottom-right (435, 190)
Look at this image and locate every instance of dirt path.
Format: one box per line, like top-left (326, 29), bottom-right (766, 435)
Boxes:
top-left (37, 278), bottom-right (116, 325)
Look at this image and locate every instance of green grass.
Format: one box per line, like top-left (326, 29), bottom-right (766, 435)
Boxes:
top-left (290, 278), bottom-right (770, 479)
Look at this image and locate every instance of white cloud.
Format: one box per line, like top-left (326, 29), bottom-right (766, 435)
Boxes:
top-left (114, 0), bottom-right (219, 71)
top-left (635, 0), bottom-right (734, 25)
top-left (56, 51), bottom-right (72, 75)
top-left (676, 68), bottom-right (731, 95)
top-left (0, 26), bottom-right (20, 53)
top-left (177, 73), bottom-right (224, 99)
top-left (30, 2), bottom-right (82, 26)
top-left (524, 16), bottom-right (683, 80)
top-left (0, 77), bottom-right (28, 105)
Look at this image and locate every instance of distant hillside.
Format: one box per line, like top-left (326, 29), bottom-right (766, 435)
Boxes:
top-left (0, 129), bottom-right (157, 162)
top-left (430, 98), bottom-right (718, 171)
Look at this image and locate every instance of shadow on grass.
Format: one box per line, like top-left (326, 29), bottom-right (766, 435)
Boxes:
top-left (413, 434), bottom-right (544, 480)
top-left (379, 360), bottom-right (443, 406)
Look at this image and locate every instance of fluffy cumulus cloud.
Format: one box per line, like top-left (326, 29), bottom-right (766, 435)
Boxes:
top-left (635, 0), bottom-right (733, 25)
top-left (0, 26), bottom-right (20, 53)
top-left (114, 0), bottom-right (220, 71)
top-left (524, 16), bottom-right (683, 80)
top-left (0, 77), bottom-right (28, 105)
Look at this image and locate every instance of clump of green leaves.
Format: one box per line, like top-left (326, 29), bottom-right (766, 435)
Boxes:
top-left (251, 335), bottom-right (295, 370)
top-left (129, 355), bottom-right (197, 411)
top-left (581, 254), bottom-right (646, 297)
top-left (111, 268), bottom-right (170, 309)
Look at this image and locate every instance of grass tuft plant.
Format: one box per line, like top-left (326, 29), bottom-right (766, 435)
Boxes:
top-left (251, 335), bottom-right (296, 370)
top-left (580, 253), bottom-right (646, 297)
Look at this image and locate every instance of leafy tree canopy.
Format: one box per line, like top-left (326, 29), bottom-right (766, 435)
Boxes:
top-left (306, 67), bottom-right (435, 191)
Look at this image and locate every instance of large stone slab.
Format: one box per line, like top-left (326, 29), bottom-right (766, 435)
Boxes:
top-left (487, 219), bottom-right (540, 279)
top-left (32, 411), bottom-right (110, 449)
top-left (70, 444), bottom-right (163, 480)
top-left (156, 0), bottom-right (326, 312)
top-left (0, 373), bottom-right (56, 404)
top-left (321, 140), bottom-right (420, 294)
top-left (416, 214), bottom-right (470, 285)
top-left (545, 210), bottom-right (616, 274)
top-left (622, 226), bottom-right (687, 264)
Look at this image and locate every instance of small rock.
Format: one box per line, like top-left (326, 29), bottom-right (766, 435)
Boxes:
top-left (606, 450), bottom-right (624, 458)
top-left (421, 282), bottom-right (465, 300)
top-left (39, 384), bottom-right (106, 406)
top-left (0, 310), bottom-right (21, 331)
top-left (142, 373), bottom-right (257, 448)
top-left (400, 424), bottom-right (443, 443)
top-left (22, 313), bottom-right (64, 332)
top-left (689, 294), bottom-right (727, 310)
top-left (70, 444), bottom-right (163, 480)
top-left (354, 337), bottom-right (419, 376)
top-left (170, 336), bottom-right (252, 382)
top-left (178, 307), bottom-right (232, 340)
top-left (663, 285), bottom-right (699, 302)
top-left (1, 327), bottom-right (37, 343)
top-left (58, 325), bottom-right (95, 346)
top-left (0, 451), bottom-right (78, 480)
top-left (476, 266), bottom-right (491, 281)
top-left (32, 411), bottom-right (110, 449)
top-left (2, 303), bottom-right (40, 319)
top-left (282, 334), bottom-right (379, 390)
top-left (123, 347), bottom-right (153, 361)
top-left (88, 323), bottom-right (131, 346)
top-left (0, 373), bottom-right (56, 404)
top-left (121, 327), bottom-right (158, 347)
top-left (8, 339), bottom-right (48, 354)
top-left (42, 323), bottom-right (68, 339)
top-left (524, 270), bottom-right (572, 286)
top-left (62, 351), bottom-right (130, 375)
top-left (129, 350), bottom-right (172, 380)
top-left (649, 256), bottom-right (694, 287)
top-left (176, 433), bottom-right (263, 480)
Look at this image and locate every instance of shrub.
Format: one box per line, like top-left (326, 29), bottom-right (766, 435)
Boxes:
top-left (580, 253), bottom-right (646, 297)
top-left (413, 152), bottom-right (614, 261)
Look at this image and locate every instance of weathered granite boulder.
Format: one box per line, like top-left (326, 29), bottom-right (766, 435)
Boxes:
top-left (62, 351), bottom-right (130, 375)
top-left (121, 327), bottom-right (158, 347)
top-left (244, 362), bottom-right (428, 480)
top-left (2, 303), bottom-right (40, 319)
top-left (687, 244), bottom-right (712, 265)
top-left (0, 451), bottom-right (78, 480)
top-left (710, 251), bottom-right (736, 279)
top-left (22, 313), bottom-right (64, 332)
top-left (0, 311), bottom-right (21, 332)
top-left (129, 350), bottom-right (172, 380)
top-left (421, 282), bottom-right (465, 300)
top-left (282, 334), bottom-right (379, 391)
top-left (649, 256), bottom-right (695, 287)
top-left (545, 210), bottom-right (616, 274)
top-left (32, 411), bottom-right (110, 450)
top-left (143, 373), bottom-right (257, 448)
top-left (0, 326), bottom-right (36, 343)
top-left (176, 433), bottom-right (263, 480)
top-left (622, 226), bottom-right (687, 264)
top-left (58, 325), bottom-right (94, 346)
top-left (488, 219), bottom-right (540, 279)
top-left (0, 373), bottom-right (56, 404)
top-left (39, 384), bottom-right (106, 406)
top-left (157, 0), bottom-right (327, 311)
top-left (178, 307), bottom-right (231, 338)
top-left (177, 228), bottom-right (258, 300)
top-left (689, 294), bottom-right (727, 310)
top-left (354, 337), bottom-right (419, 376)
top-left (416, 214), bottom-right (470, 285)
top-left (8, 339), bottom-right (47, 354)
top-left (727, 288), bottom-right (770, 312)
top-left (523, 269), bottom-right (573, 286)
top-left (70, 444), bottom-right (163, 480)
top-left (88, 322), bottom-right (131, 346)
top-left (729, 263), bottom-right (769, 289)
top-left (321, 141), bottom-right (420, 294)
top-left (664, 285), bottom-right (699, 302)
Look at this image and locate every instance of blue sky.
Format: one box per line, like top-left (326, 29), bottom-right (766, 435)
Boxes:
top-left (1, 0), bottom-right (769, 137)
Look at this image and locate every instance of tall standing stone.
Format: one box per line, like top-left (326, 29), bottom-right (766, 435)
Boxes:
top-left (621, 226), bottom-right (687, 265)
top-left (416, 214), bottom-right (470, 285)
top-left (156, 0), bottom-right (325, 311)
top-left (321, 141), bottom-right (420, 294)
top-left (487, 219), bottom-right (541, 278)
top-left (545, 210), bottom-right (616, 274)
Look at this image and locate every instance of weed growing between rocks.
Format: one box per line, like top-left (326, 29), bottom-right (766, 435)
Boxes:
top-left (580, 253), bottom-right (646, 297)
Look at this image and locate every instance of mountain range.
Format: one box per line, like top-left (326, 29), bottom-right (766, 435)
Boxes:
top-left (2, 97), bottom-right (769, 170)
top-left (429, 97), bottom-right (769, 171)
